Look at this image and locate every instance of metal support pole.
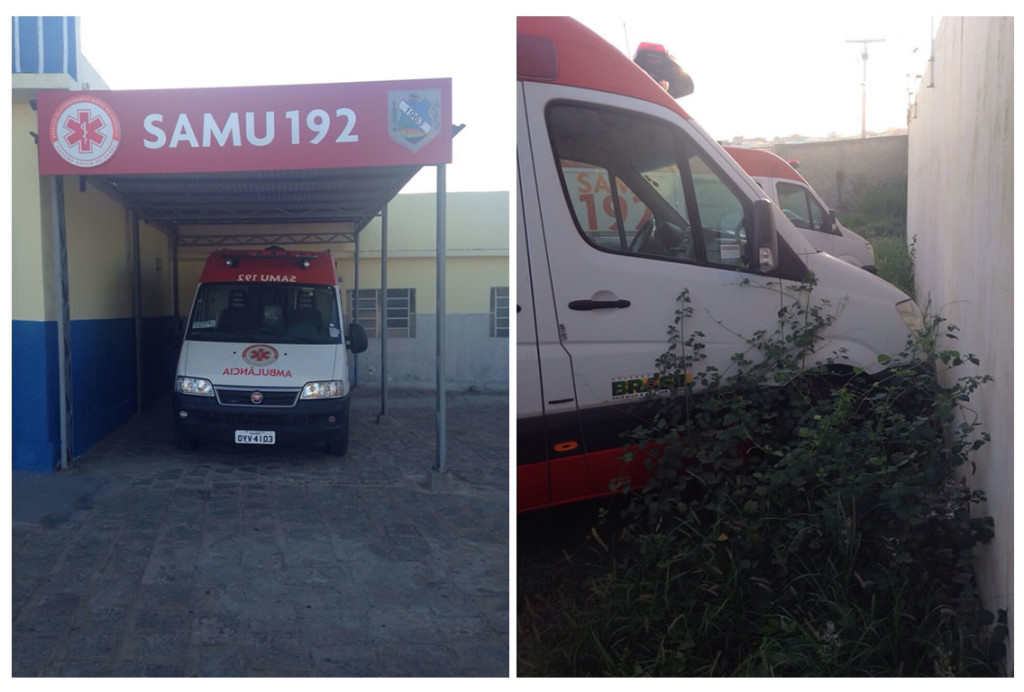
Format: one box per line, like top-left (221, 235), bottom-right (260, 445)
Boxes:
top-left (49, 176), bottom-right (72, 470)
top-left (379, 204), bottom-right (389, 418)
top-left (353, 230), bottom-right (359, 388)
top-left (435, 164), bottom-right (447, 473)
top-left (171, 225), bottom-right (180, 320)
top-left (132, 212), bottom-right (143, 413)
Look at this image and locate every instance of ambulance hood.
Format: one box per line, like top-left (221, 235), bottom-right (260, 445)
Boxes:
top-left (178, 340), bottom-right (344, 387)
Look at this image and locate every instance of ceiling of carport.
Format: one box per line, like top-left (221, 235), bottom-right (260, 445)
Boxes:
top-left (86, 164), bottom-right (424, 245)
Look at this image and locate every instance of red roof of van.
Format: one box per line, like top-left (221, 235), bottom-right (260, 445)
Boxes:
top-left (724, 146), bottom-right (805, 183)
top-left (517, 17), bottom-right (691, 120)
top-left (199, 249), bottom-right (337, 285)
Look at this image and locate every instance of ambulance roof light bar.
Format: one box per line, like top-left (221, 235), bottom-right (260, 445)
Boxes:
top-left (219, 247), bottom-right (322, 269)
top-left (633, 41), bottom-right (694, 98)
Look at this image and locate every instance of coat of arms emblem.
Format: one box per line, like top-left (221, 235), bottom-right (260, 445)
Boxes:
top-left (388, 89), bottom-right (442, 152)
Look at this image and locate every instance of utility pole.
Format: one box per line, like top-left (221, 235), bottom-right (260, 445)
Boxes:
top-left (847, 38), bottom-right (885, 138)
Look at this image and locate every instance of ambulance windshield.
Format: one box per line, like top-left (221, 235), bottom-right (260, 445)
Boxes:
top-left (187, 282), bottom-right (342, 344)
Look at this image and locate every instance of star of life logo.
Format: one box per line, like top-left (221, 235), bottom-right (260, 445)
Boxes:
top-left (387, 89), bottom-right (441, 152)
top-left (49, 94), bottom-right (122, 168)
top-left (242, 344), bottom-right (279, 367)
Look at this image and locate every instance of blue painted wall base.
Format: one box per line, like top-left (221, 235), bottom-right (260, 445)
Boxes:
top-left (12, 316), bottom-right (178, 471)
top-left (12, 320), bottom-right (61, 472)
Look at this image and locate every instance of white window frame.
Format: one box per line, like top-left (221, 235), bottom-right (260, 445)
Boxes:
top-left (490, 286), bottom-right (509, 338)
top-left (348, 288), bottom-right (416, 338)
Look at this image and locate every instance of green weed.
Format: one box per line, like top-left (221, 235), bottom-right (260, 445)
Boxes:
top-left (517, 282), bottom-right (1005, 677)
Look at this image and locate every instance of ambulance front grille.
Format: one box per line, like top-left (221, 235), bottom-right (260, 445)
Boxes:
top-left (215, 388), bottom-right (300, 407)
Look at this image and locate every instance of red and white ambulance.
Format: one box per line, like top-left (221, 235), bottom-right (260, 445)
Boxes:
top-left (173, 247), bottom-right (367, 455)
top-left (516, 17), bottom-right (923, 511)
top-left (724, 146), bottom-right (876, 272)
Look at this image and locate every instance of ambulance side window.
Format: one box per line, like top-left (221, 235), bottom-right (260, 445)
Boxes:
top-left (549, 103), bottom-right (696, 262)
top-left (548, 102), bottom-right (751, 268)
top-left (689, 154), bottom-right (749, 268)
top-left (777, 182), bottom-right (816, 230)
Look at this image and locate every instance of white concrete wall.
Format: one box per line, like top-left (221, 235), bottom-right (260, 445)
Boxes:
top-left (907, 16), bottom-right (1013, 673)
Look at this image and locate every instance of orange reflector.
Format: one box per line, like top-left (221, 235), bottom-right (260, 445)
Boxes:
top-left (553, 441), bottom-right (578, 453)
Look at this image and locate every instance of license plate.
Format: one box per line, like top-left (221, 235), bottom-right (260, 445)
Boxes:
top-left (235, 430), bottom-right (276, 445)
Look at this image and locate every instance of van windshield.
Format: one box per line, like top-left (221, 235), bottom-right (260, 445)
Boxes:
top-left (186, 282), bottom-right (342, 344)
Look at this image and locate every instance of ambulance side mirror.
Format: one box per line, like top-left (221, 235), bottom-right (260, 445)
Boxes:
top-left (347, 323), bottom-right (368, 353)
top-left (823, 209), bottom-right (837, 234)
top-left (749, 198), bottom-right (779, 274)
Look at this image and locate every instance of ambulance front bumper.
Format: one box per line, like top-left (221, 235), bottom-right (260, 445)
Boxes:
top-left (173, 391), bottom-right (350, 446)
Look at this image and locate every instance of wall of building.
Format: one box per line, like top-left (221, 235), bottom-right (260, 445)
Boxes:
top-left (906, 16), bottom-right (1013, 672)
top-left (11, 102), bottom-right (61, 471)
top-left (343, 192), bottom-right (509, 390)
top-left (13, 98), bottom-right (178, 467)
top-left (773, 135), bottom-right (908, 211)
top-left (60, 181), bottom-right (176, 454)
top-left (347, 255), bottom-right (509, 390)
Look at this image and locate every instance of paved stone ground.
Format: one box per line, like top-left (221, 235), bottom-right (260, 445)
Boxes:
top-left (12, 387), bottom-right (509, 677)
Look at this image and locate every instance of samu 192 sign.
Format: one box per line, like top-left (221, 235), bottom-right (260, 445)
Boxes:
top-left (35, 78), bottom-right (451, 175)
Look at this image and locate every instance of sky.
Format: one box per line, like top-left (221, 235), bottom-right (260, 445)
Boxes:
top-left (571, 10), bottom-right (939, 142)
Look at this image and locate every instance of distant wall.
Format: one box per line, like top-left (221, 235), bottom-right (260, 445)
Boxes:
top-left (773, 135), bottom-right (908, 211)
top-left (906, 16), bottom-right (1013, 673)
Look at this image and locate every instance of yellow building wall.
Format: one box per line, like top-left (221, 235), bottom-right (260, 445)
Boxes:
top-left (338, 255), bottom-right (508, 314)
top-left (356, 191), bottom-right (509, 255)
top-left (62, 182), bottom-right (133, 320)
top-left (139, 221), bottom-right (174, 316)
top-left (11, 103), bottom-right (53, 322)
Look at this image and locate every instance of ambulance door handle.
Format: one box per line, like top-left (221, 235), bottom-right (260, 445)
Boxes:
top-left (568, 299), bottom-right (631, 311)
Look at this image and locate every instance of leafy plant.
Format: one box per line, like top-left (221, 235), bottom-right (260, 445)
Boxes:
top-left (517, 280), bottom-right (1005, 677)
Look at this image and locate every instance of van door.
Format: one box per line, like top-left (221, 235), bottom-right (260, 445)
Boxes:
top-left (517, 87), bottom-right (592, 510)
top-left (521, 82), bottom-right (805, 496)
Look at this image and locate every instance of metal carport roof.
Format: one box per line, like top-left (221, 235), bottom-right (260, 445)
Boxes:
top-left (31, 75), bottom-right (459, 481)
top-left (53, 157), bottom-right (454, 476)
top-left (86, 163), bottom-right (424, 241)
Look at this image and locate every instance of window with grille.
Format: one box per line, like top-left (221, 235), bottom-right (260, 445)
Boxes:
top-left (490, 286), bottom-right (509, 338)
top-left (348, 288), bottom-right (416, 338)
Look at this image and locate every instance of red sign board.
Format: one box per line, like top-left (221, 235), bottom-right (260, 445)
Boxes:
top-left (36, 78), bottom-right (451, 175)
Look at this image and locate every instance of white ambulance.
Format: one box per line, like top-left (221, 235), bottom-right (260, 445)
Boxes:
top-left (516, 17), bottom-right (923, 511)
top-left (173, 247), bottom-right (367, 455)
top-left (724, 146), bottom-right (877, 272)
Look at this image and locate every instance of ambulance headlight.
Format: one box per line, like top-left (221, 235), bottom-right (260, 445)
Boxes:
top-left (300, 380), bottom-right (347, 399)
top-left (176, 376), bottom-right (214, 397)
